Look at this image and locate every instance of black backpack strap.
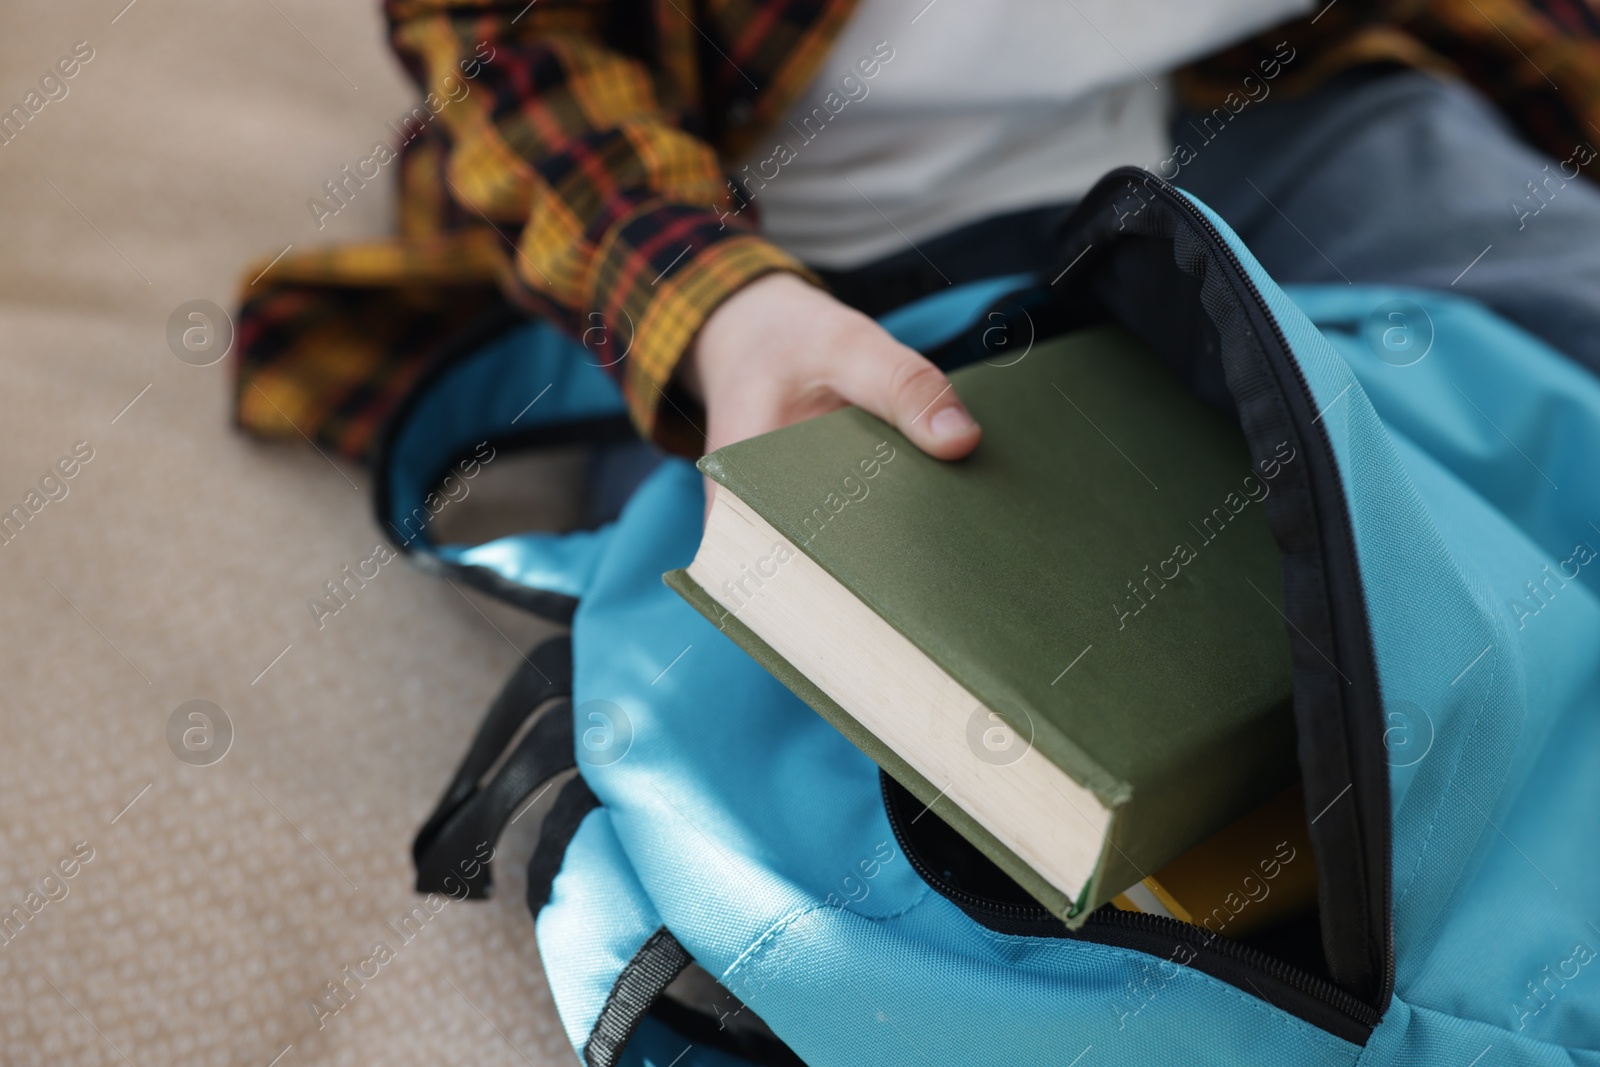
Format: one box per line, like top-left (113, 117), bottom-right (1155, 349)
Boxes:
top-left (413, 636), bottom-right (575, 898)
top-left (583, 928), bottom-right (693, 1067)
top-left (526, 774), bottom-right (601, 914)
top-left (579, 931), bottom-right (810, 1067)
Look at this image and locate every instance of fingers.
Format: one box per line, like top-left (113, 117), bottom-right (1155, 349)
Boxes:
top-left (687, 273), bottom-right (980, 477)
top-left (834, 329), bottom-right (981, 460)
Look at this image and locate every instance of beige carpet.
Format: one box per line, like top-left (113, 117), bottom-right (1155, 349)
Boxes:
top-left (0, 2), bottom-right (577, 1063)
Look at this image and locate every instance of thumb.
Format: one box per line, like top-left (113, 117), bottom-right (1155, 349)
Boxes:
top-left (836, 339), bottom-right (981, 460)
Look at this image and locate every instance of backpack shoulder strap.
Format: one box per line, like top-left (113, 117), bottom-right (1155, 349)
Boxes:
top-left (412, 635), bottom-right (576, 898)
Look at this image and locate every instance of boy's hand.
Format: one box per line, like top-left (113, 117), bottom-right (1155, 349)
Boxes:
top-left (679, 273), bottom-right (982, 461)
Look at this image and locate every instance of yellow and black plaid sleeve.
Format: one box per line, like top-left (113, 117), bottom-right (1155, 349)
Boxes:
top-left (236, 0), bottom-right (851, 458)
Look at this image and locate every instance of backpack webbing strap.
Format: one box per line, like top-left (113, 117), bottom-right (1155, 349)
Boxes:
top-left (583, 927), bottom-right (692, 1067)
top-left (416, 636), bottom-right (572, 830)
top-left (525, 773), bottom-right (601, 915)
top-left (413, 636), bottom-right (575, 898)
top-left (415, 701), bottom-right (575, 897)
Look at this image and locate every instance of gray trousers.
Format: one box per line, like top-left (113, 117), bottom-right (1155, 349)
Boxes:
top-left (1172, 69), bottom-right (1600, 376)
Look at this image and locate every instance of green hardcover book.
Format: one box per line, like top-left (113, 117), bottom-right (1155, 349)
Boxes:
top-left (665, 324), bottom-right (1298, 926)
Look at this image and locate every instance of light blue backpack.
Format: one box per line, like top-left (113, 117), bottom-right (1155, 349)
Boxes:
top-left (384, 169), bottom-right (1600, 1065)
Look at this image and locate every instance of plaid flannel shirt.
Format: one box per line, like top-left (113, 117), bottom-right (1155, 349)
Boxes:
top-left (233, 0), bottom-right (1600, 460)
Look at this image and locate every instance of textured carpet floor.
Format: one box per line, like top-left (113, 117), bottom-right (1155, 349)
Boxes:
top-left (0, 3), bottom-right (574, 1064)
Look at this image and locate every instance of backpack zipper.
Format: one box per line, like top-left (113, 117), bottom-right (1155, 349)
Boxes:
top-left (1159, 183), bottom-right (1396, 1008)
top-left (880, 771), bottom-right (1382, 1036)
top-left (891, 167), bottom-right (1396, 1040)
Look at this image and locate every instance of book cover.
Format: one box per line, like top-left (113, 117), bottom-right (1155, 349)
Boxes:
top-left (669, 325), bottom-right (1298, 922)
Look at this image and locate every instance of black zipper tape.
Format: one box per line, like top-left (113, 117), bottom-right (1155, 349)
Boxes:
top-left (905, 167), bottom-right (1394, 1039)
top-left (881, 772), bottom-right (1380, 1043)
